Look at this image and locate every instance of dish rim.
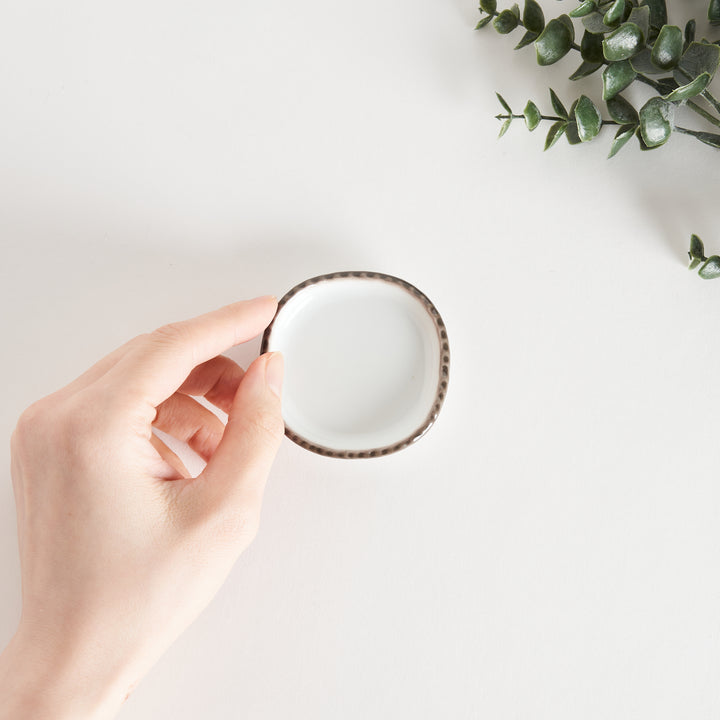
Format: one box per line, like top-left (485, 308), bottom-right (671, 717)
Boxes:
top-left (260, 271), bottom-right (450, 459)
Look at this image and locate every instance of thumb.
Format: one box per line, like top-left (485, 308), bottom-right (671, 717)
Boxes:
top-left (198, 352), bottom-right (285, 521)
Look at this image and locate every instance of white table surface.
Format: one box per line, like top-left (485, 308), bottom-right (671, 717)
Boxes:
top-left (2, 2), bottom-right (720, 718)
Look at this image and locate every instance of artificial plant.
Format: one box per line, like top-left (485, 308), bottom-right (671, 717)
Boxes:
top-left (476, 0), bottom-right (720, 278)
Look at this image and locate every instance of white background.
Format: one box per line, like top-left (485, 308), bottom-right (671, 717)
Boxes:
top-left (2, 1), bottom-right (720, 718)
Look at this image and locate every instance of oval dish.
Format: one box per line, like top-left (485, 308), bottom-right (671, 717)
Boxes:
top-left (261, 271), bottom-right (449, 459)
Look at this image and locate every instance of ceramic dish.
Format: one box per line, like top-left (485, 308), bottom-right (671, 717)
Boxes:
top-left (261, 271), bottom-right (449, 458)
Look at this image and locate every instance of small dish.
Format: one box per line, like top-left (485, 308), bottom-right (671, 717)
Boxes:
top-left (261, 271), bottom-right (449, 458)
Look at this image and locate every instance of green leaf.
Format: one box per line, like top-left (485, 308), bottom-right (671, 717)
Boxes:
top-left (699, 256), bottom-right (720, 279)
top-left (603, 0), bottom-right (626, 27)
top-left (494, 9), bottom-right (520, 33)
top-left (565, 121), bottom-right (582, 144)
top-left (570, 0), bottom-right (596, 19)
top-left (544, 120), bottom-right (567, 150)
top-left (570, 60), bottom-right (603, 79)
top-left (603, 22), bottom-right (644, 61)
top-left (710, 0), bottom-right (720, 26)
top-left (582, 11), bottom-right (614, 34)
top-left (639, 97), bottom-right (674, 147)
top-left (627, 6), bottom-right (650, 41)
top-left (629, 48), bottom-right (664, 74)
top-left (480, 0), bottom-right (497, 14)
top-left (535, 16), bottom-right (574, 65)
top-left (602, 60), bottom-right (637, 99)
top-left (581, 29), bottom-right (605, 62)
top-left (558, 14), bottom-right (575, 39)
top-left (608, 123), bottom-right (636, 157)
top-left (640, 0), bottom-right (667, 32)
top-left (549, 88), bottom-right (568, 118)
top-left (475, 15), bottom-right (494, 29)
top-left (606, 93), bottom-right (639, 123)
top-left (693, 131), bottom-right (720, 148)
top-left (684, 20), bottom-right (696, 48)
top-left (663, 72), bottom-right (712, 102)
top-left (523, 0), bottom-right (545, 33)
top-left (515, 30), bottom-right (539, 49)
top-left (496, 92), bottom-right (512, 114)
top-left (674, 42), bottom-right (720, 84)
top-left (574, 95), bottom-right (602, 141)
top-left (635, 125), bottom-right (656, 151)
top-left (651, 25), bottom-right (683, 70)
top-left (498, 117), bottom-right (512, 138)
top-left (689, 234), bottom-right (707, 263)
top-left (524, 100), bottom-right (541, 130)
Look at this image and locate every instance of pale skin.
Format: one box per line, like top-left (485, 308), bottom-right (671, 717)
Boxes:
top-left (0, 296), bottom-right (285, 720)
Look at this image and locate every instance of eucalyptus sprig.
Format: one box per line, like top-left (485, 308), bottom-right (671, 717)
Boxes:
top-left (688, 235), bottom-right (720, 278)
top-left (477, 0), bottom-right (720, 153)
top-left (478, 0), bottom-right (720, 277)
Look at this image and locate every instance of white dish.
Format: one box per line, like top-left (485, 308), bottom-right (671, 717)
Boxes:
top-left (261, 272), bottom-right (449, 458)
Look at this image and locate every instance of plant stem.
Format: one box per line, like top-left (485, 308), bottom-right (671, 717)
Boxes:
top-left (496, 112), bottom-right (620, 125)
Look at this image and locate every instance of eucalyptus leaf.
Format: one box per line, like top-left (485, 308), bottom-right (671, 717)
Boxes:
top-left (574, 95), bottom-right (603, 141)
top-left (689, 234), bottom-right (707, 261)
top-left (582, 11), bottom-right (614, 35)
top-left (557, 14), bottom-right (575, 40)
top-left (651, 24), bottom-right (683, 70)
top-left (710, 0), bottom-right (720, 26)
top-left (663, 72), bottom-right (712, 102)
top-left (524, 100), bottom-right (541, 130)
top-left (565, 121), bottom-right (582, 144)
top-left (494, 9), bottom-right (520, 34)
top-left (603, 0), bottom-right (626, 28)
top-left (535, 17), bottom-right (574, 65)
top-left (549, 88), bottom-right (568, 118)
top-left (603, 22), bottom-right (644, 61)
top-left (699, 256), bottom-right (720, 279)
top-left (523, 0), bottom-right (545, 34)
top-left (570, 61), bottom-right (604, 79)
top-left (496, 92), bottom-right (512, 114)
top-left (627, 6), bottom-right (650, 41)
top-left (674, 41), bottom-right (720, 83)
top-left (685, 19), bottom-right (696, 48)
top-left (515, 30), bottom-right (539, 50)
top-left (630, 47), bottom-right (667, 74)
top-left (544, 120), bottom-right (567, 150)
top-left (639, 96), bottom-right (674, 147)
top-left (475, 15), bottom-right (494, 29)
top-left (498, 117), bottom-right (512, 138)
top-left (640, 0), bottom-right (667, 32)
top-left (608, 123), bottom-right (636, 157)
top-left (570, 0), bottom-right (597, 19)
top-left (581, 29), bottom-right (605, 63)
top-left (694, 131), bottom-right (720, 148)
top-left (602, 60), bottom-right (637, 99)
top-left (480, 0), bottom-right (497, 14)
top-left (606, 93), bottom-right (639, 123)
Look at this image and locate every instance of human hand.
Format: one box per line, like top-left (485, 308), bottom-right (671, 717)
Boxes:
top-left (0, 297), bottom-right (284, 720)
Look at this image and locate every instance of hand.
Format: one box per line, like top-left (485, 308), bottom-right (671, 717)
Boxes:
top-left (0, 297), bottom-right (285, 720)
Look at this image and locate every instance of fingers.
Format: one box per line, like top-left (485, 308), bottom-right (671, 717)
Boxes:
top-left (57, 337), bottom-right (139, 400)
top-left (149, 433), bottom-right (191, 479)
top-left (177, 355), bottom-right (246, 415)
top-left (153, 393), bottom-right (226, 461)
top-left (97, 297), bottom-right (277, 409)
top-left (194, 352), bottom-right (284, 522)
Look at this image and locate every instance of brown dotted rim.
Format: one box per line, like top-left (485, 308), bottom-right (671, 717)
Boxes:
top-left (260, 271), bottom-right (450, 460)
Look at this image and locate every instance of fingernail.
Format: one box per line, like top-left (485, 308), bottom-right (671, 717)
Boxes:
top-left (265, 352), bottom-right (284, 398)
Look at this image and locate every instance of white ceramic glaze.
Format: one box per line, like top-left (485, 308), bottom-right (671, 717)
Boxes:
top-left (262, 272), bottom-right (449, 458)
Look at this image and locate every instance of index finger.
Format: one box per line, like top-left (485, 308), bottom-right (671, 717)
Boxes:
top-left (97, 296), bottom-right (278, 409)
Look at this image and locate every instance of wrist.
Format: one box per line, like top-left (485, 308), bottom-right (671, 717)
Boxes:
top-left (0, 624), bottom-right (132, 720)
